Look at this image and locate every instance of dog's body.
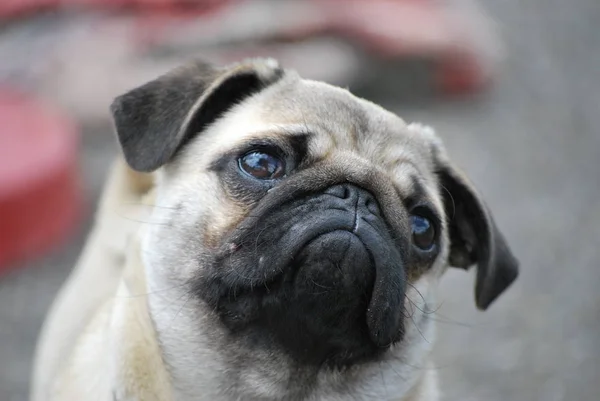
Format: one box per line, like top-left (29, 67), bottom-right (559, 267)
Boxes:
top-left (31, 59), bottom-right (518, 401)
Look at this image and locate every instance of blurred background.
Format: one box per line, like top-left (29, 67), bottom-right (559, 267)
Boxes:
top-left (0, 0), bottom-right (598, 400)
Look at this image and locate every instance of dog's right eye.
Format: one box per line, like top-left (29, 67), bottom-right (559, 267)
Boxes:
top-left (238, 151), bottom-right (286, 180)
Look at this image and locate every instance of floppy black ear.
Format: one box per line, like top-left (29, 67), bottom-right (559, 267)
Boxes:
top-left (110, 58), bottom-right (284, 172)
top-left (436, 159), bottom-right (519, 310)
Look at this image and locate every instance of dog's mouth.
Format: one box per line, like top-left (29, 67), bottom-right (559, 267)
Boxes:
top-left (198, 184), bottom-right (409, 366)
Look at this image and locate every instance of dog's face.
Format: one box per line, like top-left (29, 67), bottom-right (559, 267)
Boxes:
top-left (111, 59), bottom-right (518, 399)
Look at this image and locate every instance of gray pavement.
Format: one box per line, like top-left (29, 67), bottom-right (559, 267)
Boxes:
top-left (1, 0), bottom-right (599, 400)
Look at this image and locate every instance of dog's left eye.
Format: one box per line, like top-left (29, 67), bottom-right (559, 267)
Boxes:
top-left (411, 214), bottom-right (436, 251)
top-left (239, 151), bottom-right (286, 180)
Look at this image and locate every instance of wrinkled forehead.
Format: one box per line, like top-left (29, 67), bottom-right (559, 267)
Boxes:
top-left (188, 75), bottom-right (440, 185)
top-left (275, 78), bottom-right (438, 177)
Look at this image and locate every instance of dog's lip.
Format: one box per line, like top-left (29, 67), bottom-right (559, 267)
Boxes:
top-left (217, 209), bottom-right (355, 281)
top-left (286, 215), bottom-right (407, 348)
top-left (354, 225), bottom-right (406, 347)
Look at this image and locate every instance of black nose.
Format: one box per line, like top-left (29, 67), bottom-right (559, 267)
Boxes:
top-left (325, 184), bottom-right (381, 217)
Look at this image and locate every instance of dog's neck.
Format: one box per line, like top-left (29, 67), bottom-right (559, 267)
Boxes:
top-left (109, 235), bottom-right (173, 401)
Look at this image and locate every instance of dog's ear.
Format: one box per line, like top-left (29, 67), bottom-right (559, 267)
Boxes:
top-left (110, 58), bottom-right (283, 172)
top-left (435, 152), bottom-right (519, 310)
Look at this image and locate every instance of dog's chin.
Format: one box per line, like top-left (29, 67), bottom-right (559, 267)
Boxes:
top-left (260, 229), bottom-right (388, 366)
top-left (198, 185), bottom-right (408, 367)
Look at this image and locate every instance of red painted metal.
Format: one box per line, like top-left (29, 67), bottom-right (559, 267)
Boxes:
top-left (0, 89), bottom-right (82, 272)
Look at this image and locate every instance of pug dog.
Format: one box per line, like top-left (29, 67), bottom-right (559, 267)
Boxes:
top-left (31, 58), bottom-right (518, 401)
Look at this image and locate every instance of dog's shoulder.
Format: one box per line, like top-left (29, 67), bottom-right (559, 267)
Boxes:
top-left (31, 158), bottom-right (157, 401)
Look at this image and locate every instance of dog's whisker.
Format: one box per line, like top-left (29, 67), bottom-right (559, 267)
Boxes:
top-left (377, 360), bottom-right (391, 400)
top-left (119, 201), bottom-right (183, 211)
top-left (425, 309), bottom-right (476, 328)
top-left (405, 281), bottom-right (428, 305)
top-left (404, 295), bottom-right (429, 315)
top-left (425, 316), bottom-right (475, 328)
top-left (382, 359), bottom-right (408, 381)
top-left (117, 282), bottom-right (190, 298)
top-left (165, 293), bottom-right (193, 334)
top-left (309, 278), bottom-right (333, 291)
top-left (390, 357), bottom-right (453, 373)
top-left (408, 310), bottom-right (430, 344)
top-left (440, 184), bottom-right (456, 220)
top-left (112, 213), bottom-right (173, 227)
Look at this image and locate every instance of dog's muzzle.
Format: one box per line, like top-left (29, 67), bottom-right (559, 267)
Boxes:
top-left (201, 184), bottom-right (408, 366)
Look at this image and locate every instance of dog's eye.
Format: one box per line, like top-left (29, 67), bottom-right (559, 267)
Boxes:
top-left (411, 214), bottom-right (435, 251)
top-left (239, 151), bottom-right (286, 180)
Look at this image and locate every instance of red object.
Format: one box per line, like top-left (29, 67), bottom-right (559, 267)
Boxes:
top-left (0, 0), bottom-right (229, 20)
top-left (0, 90), bottom-right (82, 273)
top-left (0, 0), bottom-right (495, 105)
top-left (125, 0), bottom-right (494, 95)
top-left (313, 0), bottom-right (493, 93)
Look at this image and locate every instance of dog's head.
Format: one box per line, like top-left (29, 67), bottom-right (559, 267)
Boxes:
top-left (111, 58), bottom-right (518, 396)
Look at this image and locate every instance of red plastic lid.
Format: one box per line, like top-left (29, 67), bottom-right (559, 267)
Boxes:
top-left (0, 89), bottom-right (82, 272)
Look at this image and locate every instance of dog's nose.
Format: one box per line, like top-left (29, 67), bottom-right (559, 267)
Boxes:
top-left (325, 184), bottom-right (381, 216)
